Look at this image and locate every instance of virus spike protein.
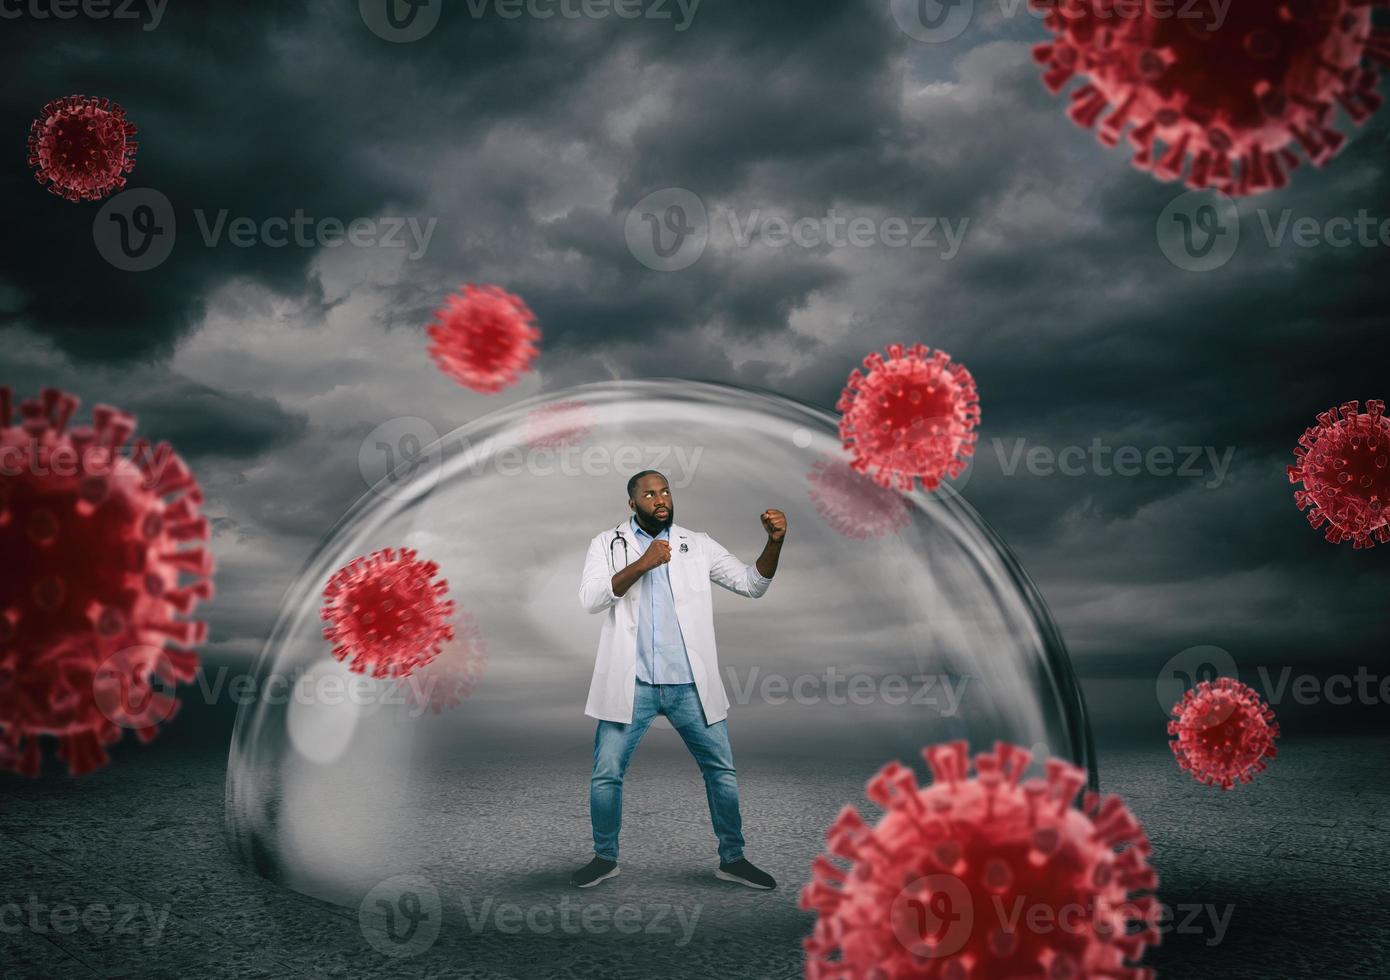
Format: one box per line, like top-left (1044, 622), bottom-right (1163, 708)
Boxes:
top-left (800, 740), bottom-right (1160, 979)
top-left (1169, 677), bottom-right (1279, 790)
top-left (1030, 0), bottom-right (1390, 196)
top-left (0, 387), bottom-right (212, 776)
top-left (837, 343), bottom-right (980, 493)
top-left (1288, 398), bottom-right (1390, 549)
top-left (320, 548), bottom-right (455, 679)
top-left (27, 95), bottom-right (139, 203)
top-left (426, 284), bottom-right (541, 394)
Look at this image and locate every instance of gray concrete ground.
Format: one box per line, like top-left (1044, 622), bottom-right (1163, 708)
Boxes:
top-left (2, 731), bottom-right (1388, 979)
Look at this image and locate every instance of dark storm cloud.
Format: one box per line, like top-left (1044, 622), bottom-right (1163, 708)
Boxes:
top-left (125, 380), bottom-right (310, 460)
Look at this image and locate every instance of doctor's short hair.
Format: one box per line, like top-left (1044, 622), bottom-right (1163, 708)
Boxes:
top-left (626, 470), bottom-right (667, 500)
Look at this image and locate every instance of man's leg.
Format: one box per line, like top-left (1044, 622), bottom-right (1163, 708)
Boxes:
top-left (664, 685), bottom-right (745, 865)
top-left (589, 680), bottom-right (658, 862)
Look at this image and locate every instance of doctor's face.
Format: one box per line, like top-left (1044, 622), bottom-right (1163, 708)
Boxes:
top-left (629, 474), bottom-right (674, 530)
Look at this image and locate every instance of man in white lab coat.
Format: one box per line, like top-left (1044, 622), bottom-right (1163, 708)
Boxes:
top-left (572, 470), bottom-right (785, 890)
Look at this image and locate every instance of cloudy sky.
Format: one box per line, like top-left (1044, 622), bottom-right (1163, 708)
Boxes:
top-left (4, 0), bottom-right (1387, 737)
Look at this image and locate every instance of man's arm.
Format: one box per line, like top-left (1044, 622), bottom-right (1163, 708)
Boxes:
top-left (579, 535), bottom-right (620, 613)
top-left (612, 540), bottom-right (666, 598)
top-left (756, 508), bottom-right (786, 579)
top-left (708, 509), bottom-right (786, 598)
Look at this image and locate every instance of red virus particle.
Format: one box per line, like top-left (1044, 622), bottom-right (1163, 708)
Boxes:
top-left (426, 284), bottom-right (541, 394)
top-left (805, 453), bottom-right (911, 540)
top-left (27, 95), bottom-right (139, 203)
top-left (1030, 0), bottom-right (1390, 196)
top-left (320, 547), bottom-right (455, 679)
top-left (837, 343), bottom-right (980, 493)
top-left (520, 399), bottom-right (596, 450)
top-left (1168, 677), bottom-right (1279, 789)
top-left (1288, 398), bottom-right (1390, 549)
top-left (800, 741), bottom-right (1160, 980)
top-left (399, 614), bottom-right (488, 715)
top-left (0, 387), bottom-right (212, 776)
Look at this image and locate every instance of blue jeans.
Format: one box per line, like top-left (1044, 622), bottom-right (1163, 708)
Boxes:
top-left (590, 680), bottom-right (745, 864)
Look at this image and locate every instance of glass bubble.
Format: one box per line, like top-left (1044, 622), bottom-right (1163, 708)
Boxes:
top-left (225, 380), bottom-right (1094, 908)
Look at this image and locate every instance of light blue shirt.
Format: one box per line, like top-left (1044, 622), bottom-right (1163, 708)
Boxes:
top-left (630, 516), bottom-right (695, 684)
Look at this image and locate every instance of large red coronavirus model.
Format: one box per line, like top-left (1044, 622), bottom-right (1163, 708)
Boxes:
top-left (426, 284), bottom-right (541, 394)
top-left (1169, 677), bottom-right (1279, 790)
top-left (0, 387), bottom-right (212, 776)
top-left (27, 95), bottom-right (139, 203)
top-left (801, 741), bottom-right (1160, 979)
top-left (1288, 398), bottom-right (1389, 549)
top-left (320, 547), bottom-right (455, 679)
top-left (1030, 0), bottom-right (1390, 196)
top-left (837, 343), bottom-right (980, 493)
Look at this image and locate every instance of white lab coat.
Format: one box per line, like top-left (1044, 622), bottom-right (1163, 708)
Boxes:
top-left (579, 520), bottom-right (772, 725)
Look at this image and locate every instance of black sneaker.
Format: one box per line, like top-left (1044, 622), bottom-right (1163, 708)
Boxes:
top-left (570, 856), bottom-right (620, 888)
top-left (716, 858), bottom-right (776, 890)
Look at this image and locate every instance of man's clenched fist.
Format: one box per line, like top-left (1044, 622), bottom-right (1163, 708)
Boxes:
top-left (640, 539), bottom-right (672, 570)
top-left (761, 509), bottom-right (787, 542)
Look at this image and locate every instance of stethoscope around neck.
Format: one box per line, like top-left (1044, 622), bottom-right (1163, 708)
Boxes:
top-left (608, 523), bottom-right (632, 572)
top-left (609, 519), bottom-right (677, 572)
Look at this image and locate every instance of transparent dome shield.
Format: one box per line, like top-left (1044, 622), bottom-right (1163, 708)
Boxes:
top-left (225, 380), bottom-right (1094, 905)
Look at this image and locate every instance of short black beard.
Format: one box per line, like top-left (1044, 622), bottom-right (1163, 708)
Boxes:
top-left (635, 507), bottom-right (673, 534)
